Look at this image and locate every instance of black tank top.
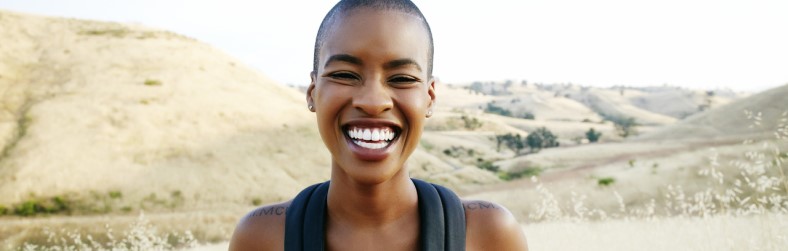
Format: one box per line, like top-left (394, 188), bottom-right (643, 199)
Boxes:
top-left (284, 178), bottom-right (466, 251)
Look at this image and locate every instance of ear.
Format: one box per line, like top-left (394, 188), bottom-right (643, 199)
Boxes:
top-left (426, 77), bottom-right (436, 117)
top-left (306, 71), bottom-right (317, 112)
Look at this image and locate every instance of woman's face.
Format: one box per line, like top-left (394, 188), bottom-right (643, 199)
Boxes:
top-left (307, 8), bottom-right (435, 185)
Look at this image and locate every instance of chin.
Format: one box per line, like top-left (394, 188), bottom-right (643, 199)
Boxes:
top-left (332, 157), bottom-right (410, 186)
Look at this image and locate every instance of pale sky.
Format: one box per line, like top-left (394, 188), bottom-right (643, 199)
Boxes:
top-left (2, 0), bottom-right (787, 92)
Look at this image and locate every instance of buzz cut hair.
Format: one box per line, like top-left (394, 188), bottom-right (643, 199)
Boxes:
top-left (312, 0), bottom-right (434, 76)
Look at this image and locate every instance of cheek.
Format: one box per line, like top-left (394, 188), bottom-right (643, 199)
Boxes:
top-left (314, 85), bottom-right (352, 138)
top-left (398, 89), bottom-right (431, 130)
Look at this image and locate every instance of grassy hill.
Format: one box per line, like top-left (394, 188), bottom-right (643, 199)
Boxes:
top-left (0, 10), bottom-right (500, 214)
top-left (0, 10), bottom-right (334, 210)
top-left (638, 84), bottom-right (788, 140)
top-left (3, 8), bottom-right (784, 250)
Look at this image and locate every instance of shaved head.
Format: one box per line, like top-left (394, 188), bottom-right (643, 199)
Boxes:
top-left (313, 0), bottom-right (434, 76)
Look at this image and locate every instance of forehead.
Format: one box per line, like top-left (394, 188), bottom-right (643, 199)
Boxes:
top-left (319, 9), bottom-right (430, 68)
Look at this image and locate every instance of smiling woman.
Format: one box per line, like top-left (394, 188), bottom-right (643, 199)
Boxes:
top-left (228, 1), bottom-right (528, 250)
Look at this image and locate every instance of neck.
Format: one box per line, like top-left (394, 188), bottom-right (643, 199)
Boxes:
top-left (326, 164), bottom-right (418, 228)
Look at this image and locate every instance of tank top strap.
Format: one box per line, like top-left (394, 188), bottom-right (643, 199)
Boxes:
top-left (412, 178), bottom-right (467, 251)
top-left (285, 181), bottom-right (329, 251)
top-left (284, 179), bottom-right (466, 251)
top-left (432, 181), bottom-right (467, 251)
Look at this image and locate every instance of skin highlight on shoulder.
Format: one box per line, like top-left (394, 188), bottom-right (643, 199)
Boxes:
top-left (228, 201), bottom-right (292, 251)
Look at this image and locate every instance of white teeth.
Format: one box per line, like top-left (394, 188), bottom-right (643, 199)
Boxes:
top-left (353, 140), bottom-right (388, 149)
top-left (346, 127), bottom-right (397, 143)
top-left (362, 129), bottom-right (372, 140)
top-left (371, 129), bottom-right (381, 141)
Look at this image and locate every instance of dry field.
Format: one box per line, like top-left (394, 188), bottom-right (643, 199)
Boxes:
top-left (2, 9), bottom-right (787, 251)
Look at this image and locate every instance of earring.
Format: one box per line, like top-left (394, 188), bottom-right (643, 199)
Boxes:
top-left (308, 105), bottom-right (314, 111)
top-left (426, 109), bottom-right (433, 117)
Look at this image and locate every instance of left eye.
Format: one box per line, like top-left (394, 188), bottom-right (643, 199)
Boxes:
top-left (389, 76), bottom-right (419, 84)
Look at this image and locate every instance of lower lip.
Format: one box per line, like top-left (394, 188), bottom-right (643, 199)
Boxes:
top-left (345, 134), bottom-right (397, 161)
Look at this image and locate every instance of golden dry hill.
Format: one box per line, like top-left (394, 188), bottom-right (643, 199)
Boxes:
top-left (0, 10), bottom-right (499, 212)
top-left (639, 83), bottom-right (788, 140)
top-left (0, 10), bottom-right (334, 209)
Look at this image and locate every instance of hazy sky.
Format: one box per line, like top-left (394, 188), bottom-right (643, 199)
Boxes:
top-left (2, 0), bottom-right (787, 91)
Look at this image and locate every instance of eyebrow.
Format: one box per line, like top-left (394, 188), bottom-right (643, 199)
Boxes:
top-left (384, 58), bottom-right (422, 72)
top-left (324, 54), bottom-right (422, 72)
top-left (324, 54), bottom-right (363, 68)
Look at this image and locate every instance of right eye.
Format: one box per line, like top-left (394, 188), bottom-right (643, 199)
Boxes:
top-left (328, 72), bottom-right (360, 80)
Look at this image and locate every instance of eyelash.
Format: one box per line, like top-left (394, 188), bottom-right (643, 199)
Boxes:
top-left (328, 72), bottom-right (360, 80)
top-left (389, 76), bottom-right (420, 84)
top-left (326, 72), bottom-right (421, 85)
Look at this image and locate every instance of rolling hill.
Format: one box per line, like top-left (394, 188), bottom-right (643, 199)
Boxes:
top-left (638, 84), bottom-right (788, 140)
top-left (0, 10), bottom-right (498, 210)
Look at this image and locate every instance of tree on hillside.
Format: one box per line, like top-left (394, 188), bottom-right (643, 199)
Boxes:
top-left (495, 133), bottom-right (525, 154)
top-left (699, 90), bottom-right (715, 111)
top-left (468, 81), bottom-right (484, 94)
top-left (507, 133), bottom-right (525, 155)
top-left (586, 128), bottom-right (602, 143)
top-left (460, 115), bottom-right (483, 130)
top-left (526, 127), bottom-right (559, 153)
top-left (495, 134), bottom-right (507, 152)
top-left (485, 102), bottom-right (513, 117)
top-left (610, 117), bottom-right (638, 138)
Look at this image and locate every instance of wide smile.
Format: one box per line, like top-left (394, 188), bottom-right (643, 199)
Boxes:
top-left (341, 121), bottom-right (402, 161)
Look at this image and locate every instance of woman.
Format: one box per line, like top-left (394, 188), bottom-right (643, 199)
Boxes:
top-left (230, 1), bottom-right (528, 250)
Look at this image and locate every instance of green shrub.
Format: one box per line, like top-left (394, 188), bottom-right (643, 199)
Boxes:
top-left (476, 159), bottom-right (499, 172)
top-left (585, 128), bottom-right (602, 143)
top-left (485, 103), bottom-right (512, 116)
top-left (606, 116), bottom-right (638, 138)
top-left (14, 200), bottom-right (41, 216)
top-left (499, 167), bottom-right (542, 181)
top-left (108, 191), bottom-right (123, 199)
top-left (79, 28), bottom-right (128, 37)
top-left (597, 177), bottom-right (616, 186)
top-left (144, 79), bottom-right (162, 86)
top-left (460, 115), bottom-right (483, 130)
top-left (495, 133), bottom-right (526, 154)
top-left (252, 198), bottom-right (263, 206)
top-left (526, 127), bottom-right (559, 152)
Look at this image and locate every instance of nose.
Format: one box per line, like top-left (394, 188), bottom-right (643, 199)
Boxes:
top-left (353, 77), bottom-right (393, 116)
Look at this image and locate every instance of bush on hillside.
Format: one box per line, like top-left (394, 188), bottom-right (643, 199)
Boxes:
top-left (495, 133), bottom-right (525, 154)
top-left (526, 127), bottom-right (560, 153)
top-left (602, 114), bottom-right (638, 138)
top-left (586, 128), bottom-right (602, 143)
top-left (460, 115), bottom-right (483, 130)
top-left (484, 102), bottom-right (512, 117)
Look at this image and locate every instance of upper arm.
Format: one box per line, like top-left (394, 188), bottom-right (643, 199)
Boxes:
top-left (229, 202), bottom-right (290, 251)
top-left (463, 200), bottom-right (529, 251)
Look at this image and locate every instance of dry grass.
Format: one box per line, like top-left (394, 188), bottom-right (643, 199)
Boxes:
top-left (525, 213), bottom-right (788, 251)
top-left (2, 8), bottom-right (786, 251)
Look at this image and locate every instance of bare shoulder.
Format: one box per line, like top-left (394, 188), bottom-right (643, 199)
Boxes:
top-left (228, 200), bottom-right (292, 251)
top-left (463, 200), bottom-right (529, 251)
